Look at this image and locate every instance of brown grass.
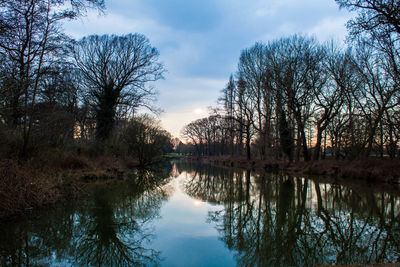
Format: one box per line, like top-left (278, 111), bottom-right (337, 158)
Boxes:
top-left (0, 148), bottom-right (141, 220)
top-left (0, 159), bottom-right (62, 218)
top-left (196, 156), bottom-right (400, 184)
top-left (298, 159), bottom-right (400, 183)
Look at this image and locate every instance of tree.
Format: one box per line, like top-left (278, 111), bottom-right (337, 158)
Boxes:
top-left (237, 43), bottom-right (274, 160)
top-left (33, 63), bottom-right (79, 146)
top-left (336, 0), bottom-right (400, 37)
top-left (0, 0), bottom-right (103, 155)
top-left (336, 0), bottom-right (400, 158)
top-left (220, 75), bottom-right (236, 155)
top-left (235, 76), bottom-right (255, 160)
top-left (123, 116), bottom-right (172, 166)
top-left (311, 43), bottom-right (347, 160)
top-left (275, 36), bottom-right (321, 161)
top-left (73, 34), bottom-right (165, 140)
top-left (279, 110), bottom-right (293, 161)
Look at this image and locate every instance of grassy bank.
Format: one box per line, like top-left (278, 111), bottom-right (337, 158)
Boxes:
top-left (3, 152), bottom-right (399, 220)
top-left (0, 148), bottom-right (142, 220)
top-left (194, 156), bottom-right (400, 184)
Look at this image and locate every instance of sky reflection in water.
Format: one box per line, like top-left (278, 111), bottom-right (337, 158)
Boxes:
top-left (0, 161), bottom-right (399, 266)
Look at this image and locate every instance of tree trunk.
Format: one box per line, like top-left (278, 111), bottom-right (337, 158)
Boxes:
top-left (313, 126), bottom-right (323, 161)
top-left (95, 85), bottom-right (118, 140)
top-left (246, 126), bottom-right (251, 160)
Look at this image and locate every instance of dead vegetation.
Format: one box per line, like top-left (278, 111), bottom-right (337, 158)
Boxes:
top-left (194, 156), bottom-right (400, 184)
top-left (0, 148), bottom-right (140, 220)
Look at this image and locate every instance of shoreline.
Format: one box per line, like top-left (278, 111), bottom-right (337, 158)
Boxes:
top-left (190, 156), bottom-right (400, 185)
top-left (0, 149), bottom-right (147, 221)
top-left (2, 153), bottom-right (399, 221)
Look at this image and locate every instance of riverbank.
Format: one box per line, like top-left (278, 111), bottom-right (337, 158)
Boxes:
top-left (193, 156), bottom-right (400, 184)
top-left (3, 153), bottom-right (399, 220)
top-left (0, 148), bottom-right (143, 220)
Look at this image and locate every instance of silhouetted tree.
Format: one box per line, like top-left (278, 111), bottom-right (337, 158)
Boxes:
top-left (0, 0), bottom-right (103, 155)
top-left (123, 116), bottom-right (172, 166)
top-left (73, 34), bottom-right (165, 140)
top-left (336, 0), bottom-right (400, 37)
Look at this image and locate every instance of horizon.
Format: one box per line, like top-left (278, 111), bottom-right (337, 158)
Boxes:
top-left (64, 0), bottom-right (352, 138)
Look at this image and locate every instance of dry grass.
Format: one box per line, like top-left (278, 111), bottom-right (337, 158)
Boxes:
top-left (197, 156), bottom-right (400, 184)
top-left (299, 159), bottom-right (400, 183)
top-left (0, 147), bottom-right (141, 220)
top-left (0, 158), bottom-right (67, 218)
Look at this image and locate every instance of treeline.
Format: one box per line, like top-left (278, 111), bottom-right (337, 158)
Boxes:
top-left (182, 0), bottom-right (400, 161)
top-left (177, 163), bottom-right (400, 266)
top-left (0, 0), bottom-right (172, 164)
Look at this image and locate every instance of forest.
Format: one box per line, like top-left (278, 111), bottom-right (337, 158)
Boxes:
top-left (0, 0), bottom-right (173, 162)
top-left (181, 0), bottom-right (400, 163)
top-left (0, 0), bottom-right (174, 218)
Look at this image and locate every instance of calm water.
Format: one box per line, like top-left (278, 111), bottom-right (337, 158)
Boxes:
top-left (1, 161), bottom-right (399, 266)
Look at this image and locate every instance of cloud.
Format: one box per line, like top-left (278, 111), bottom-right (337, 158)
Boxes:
top-left (307, 16), bottom-right (351, 43)
top-left (156, 76), bottom-right (225, 109)
top-left (151, 75), bottom-right (226, 137)
top-left (159, 105), bottom-right (213, 138)
top-left (144, 0), bottom-right (221, 32)
top-left (63, 0), bottom-right (352, 137)
top-left (64, 10), bottom-right (172, 42)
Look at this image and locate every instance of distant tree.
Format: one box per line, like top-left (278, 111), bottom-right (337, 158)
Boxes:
top-left (171, 137), bottom-right (181, 152)
top-left (220, 75), bottom-right (236, 155)
top-left (73, 34), bottom-right (165, 140)
top-left (235, 76), bottom-right (255, 160)
top-left (181, 119), bottom-right (205, 155)
top-left (122, 116), bottom-right (172, 166)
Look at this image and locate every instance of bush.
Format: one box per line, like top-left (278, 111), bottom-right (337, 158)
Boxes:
top-left (122, 116), bottom-right (172, 165)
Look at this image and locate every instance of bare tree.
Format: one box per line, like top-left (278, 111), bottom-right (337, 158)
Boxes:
top-left (336, 0), bottom-right (400, 37)
top-left (0, 0), bottom-right (103, 155)
top-left (354, 44), bottom-right (399, 156)
top-left (122, 116), bottom-right (172, 166)
top-left (220, 75), bottom-right (236, 155)
top-left (275, 36), bottom-right (321, 161)
top-left (234, 76), bottom-right (255, 160)
top-left (311, 43), bottom-right (346, 160)
top-left (73, 34), bottom-right (165, 140)
top-left (182, 119), bottom-right (205, 155)
top-left (238, 43), bottom-right (274, 160)
top-left (336, 1), bottom-right (400, 158)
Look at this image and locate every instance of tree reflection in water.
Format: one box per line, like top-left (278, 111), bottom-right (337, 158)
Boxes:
top-left (0, 163), bottom-right (173, 266)
top-left (176, 161), bottom-right (400, 266)
top-left (1, 162), bottom-right (399, 266)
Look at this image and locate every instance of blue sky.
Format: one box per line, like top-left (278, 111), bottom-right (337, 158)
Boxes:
top-left (64, 0), bottom-right (352, 137)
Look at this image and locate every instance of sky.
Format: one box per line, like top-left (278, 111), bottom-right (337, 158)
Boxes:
top-left (64, 0), bottom-right (352, 138)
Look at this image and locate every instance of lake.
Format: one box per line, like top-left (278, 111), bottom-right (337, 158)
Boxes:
top-left (0, 161), bottom-right (399, 266)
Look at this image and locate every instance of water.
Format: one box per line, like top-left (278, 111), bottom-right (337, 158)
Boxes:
top-left (0, 161), bottom-right (399, 266)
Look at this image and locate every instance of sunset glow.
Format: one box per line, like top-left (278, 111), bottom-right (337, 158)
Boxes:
top-left (194, 108), bottom-right (204, 115)
top-left (194, 199), bottom-right (202, 206)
